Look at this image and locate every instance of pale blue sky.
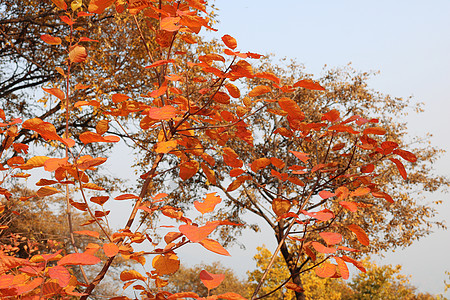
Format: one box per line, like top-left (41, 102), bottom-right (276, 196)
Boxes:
top-left (102, 0), bottom-right (450, 296)
top-left (196, 0), bottom-right (450, 295)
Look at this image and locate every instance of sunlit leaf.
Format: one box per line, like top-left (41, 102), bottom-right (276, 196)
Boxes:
top-left (41, 34), bottom-right (62, 45)
top-left (347, 224), bottom-right (370, 246)
top-left (293, 79), bottom-right (325, 91)
top-left (272, 198), bottom-right (291, 217)
top-left (103, 243), bottom-right (119, 257)
top-left (221, 34), bottom-right (237, 49)
top-left (194, 193), bottom-right (221, 214)
top-left (69, 46), bottom-right (87, 63)
top-left (36, 186), bottom-right (60, 197)
top-left (152, 253), bottom-right (180, 275)
top-left (148, 105), bottom-right (178, 120)
top-left (319, 232), bottom-right (342, 246)
top-left (199, 270), bottom-right (225, 290)
top-left (120, 270), bottom-right (146, 282)
top-left (199, 238), bottom-right (230, 256)
top-left (57, 252), bottom-right (100, 266)
top-left (314, 262), bottom-right (337, 278)
top-left (248, 85), bottom-right (271, 97)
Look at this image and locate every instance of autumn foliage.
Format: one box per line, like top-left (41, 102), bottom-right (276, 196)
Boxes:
top-left (0, 0), bottom-right (426, 299)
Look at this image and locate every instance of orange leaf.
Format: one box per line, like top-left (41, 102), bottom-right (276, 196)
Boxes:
top-left (120, 270), bottom-right (146, 281)
top-left (314, 263), bottom-right (336, 278)
top-left (201, 162), bottom-right (217, 185)
top-left (167, 292), bottom-right (200, 300)
top-left (36, 186), bottom-right (60, 197)
top-left (194, 193), bottom-right (221, 215)
top-left (51, 0), bottom-right (67, 10)
top-left (225, 83), bottom-right (240, 98)
top-left (213, 91), bottom-right (230, 104)
top-left (112, 93), bottom-right (130, 103)
top-left (217, 292), bottom-right (247, 300)
top-left (42, 87), bottom-right (65, 100)
top-left (339, 201), bottom-right (358, 212)
top-left (79, 131), bottom-right (120, 144)
top-left (74, 230), bottom-right (100, 239)
top-left (272, 198), bottom-right (291, 217)
top-left (155, 140), bottom-right (177, 153)
top-left (293, 79), bottom-right (325, 91)
top-left (179, 160), bottom-right (199, 180)
top-left (319, 190), bottom-right (335, 200)
top-left (270, 157), bottom-right (285, 169)
top-left (48, 265), bottom-right (70, 287)
top-left (254, 71), bottom-right (281, 85)
top-left (289, 150), bottom-right (310, 163)
top-left (322, 109), bottom-right (340, 122)
top-left (319, 232), bottom-right (342, 246)
top-left (248, 85), bottom-right (271, 97)
top-left (44, 157), bottom-right (69, 171)
top-left (389, 158), bottom-right (407, 180)
top-left (41, 34), bottom-right (62, 45)
top-left (199, 270), bottom-right (225, 290)
top-left (148, 105), bottom-right (178, 120)
top-left (179, 221), bottom-right (219, 242)
top-left (347, 224), bottom-right (370, 246)
top-left (350, 187), bottom-right (371, 197)
top-left (363, 127), bottom-right (386, 135)
top-left (160, 16), bottom-right (181, 32)
top-left (360, 164), bottom-right (375, 173)
top-left (221, 34), bottom-right (237, 49)
top-left (57, 252), bottom-right (100, 266)
top-left (229, 168), bottom-right (244, 177)
top-left (114, 193), bottom-right (139, 200)
top-left (335, 257), bottom-right (350, 280)
top-left (103, 243), bottom-right (119, 257)
top-left (301, 209), bottom-right (334, 221)
top-left (152, 253), bottom-right (180, 275)
top-left (199, 238), bottom-right (230, 256)
top-left (250, 157), bottom-right (270, 173)
top-left (311, 241), bottom-right (337, 254)
top-left (69, 46), bottom-right (87, 63)
top-left (145, 59), bottom-right (175, 69)
top-left (278, 97), bottom-right (305, 120)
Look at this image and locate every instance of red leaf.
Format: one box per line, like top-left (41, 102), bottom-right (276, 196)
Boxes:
top-left (347, 224), bottom-right (370, 246)
top-left (179, 221), bottom-right (219, 242)
top-left (114, 194), bottom-right (140, 200)
top-left (112, 93), bottom-right (130, 103)
top-left (222, 34), bottom-right (237, 49)
top-left (199, 270), bottom-right (225, 290)
top-left (57, 252), bottom-right (101, 266)
top-left (41, 34), bottom-right (62, 45)
top-left (148, 105), bottom-right (178, 120)
top-left (199, 238), bottom-right (230, 256)
top-left (389, 158), bottom-right (407, 180)
top-left (179, 160), bottom-right (199, 180)
top-left (79, 37), bottom-right (100, 42)
top-left (51, 0), bottom-right (67, 10)
top-left (194, 193), bottom-right (221, 214)
top-left (322, 109), bottom-right (340, 122)
top-left (363, 127), bottom-right (386, 135)
top-left (293, 79), bottom-right (325, 91)
top-left (393, 149), bottom-right (417, 162)
top-left (301, 209), bottom-right (334, 221)
top-left (319, 232), bottom-right (342, 246)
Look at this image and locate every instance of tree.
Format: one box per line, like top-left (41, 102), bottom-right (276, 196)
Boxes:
top-left (248, 246), bottom-right (442, 300)
top-left (169, 261), bottom-right (250, 297)
top-left (0, 0), bottom-right (445, 299)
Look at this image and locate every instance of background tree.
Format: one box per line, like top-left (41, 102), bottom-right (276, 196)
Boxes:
top-left (248, 246), bottom-right (443, 300)
top-left (168, 261), bottom-right (250, 297)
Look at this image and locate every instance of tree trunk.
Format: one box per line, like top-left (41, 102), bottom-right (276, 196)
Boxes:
top-left (276, 224), bottom-right (306, 300)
